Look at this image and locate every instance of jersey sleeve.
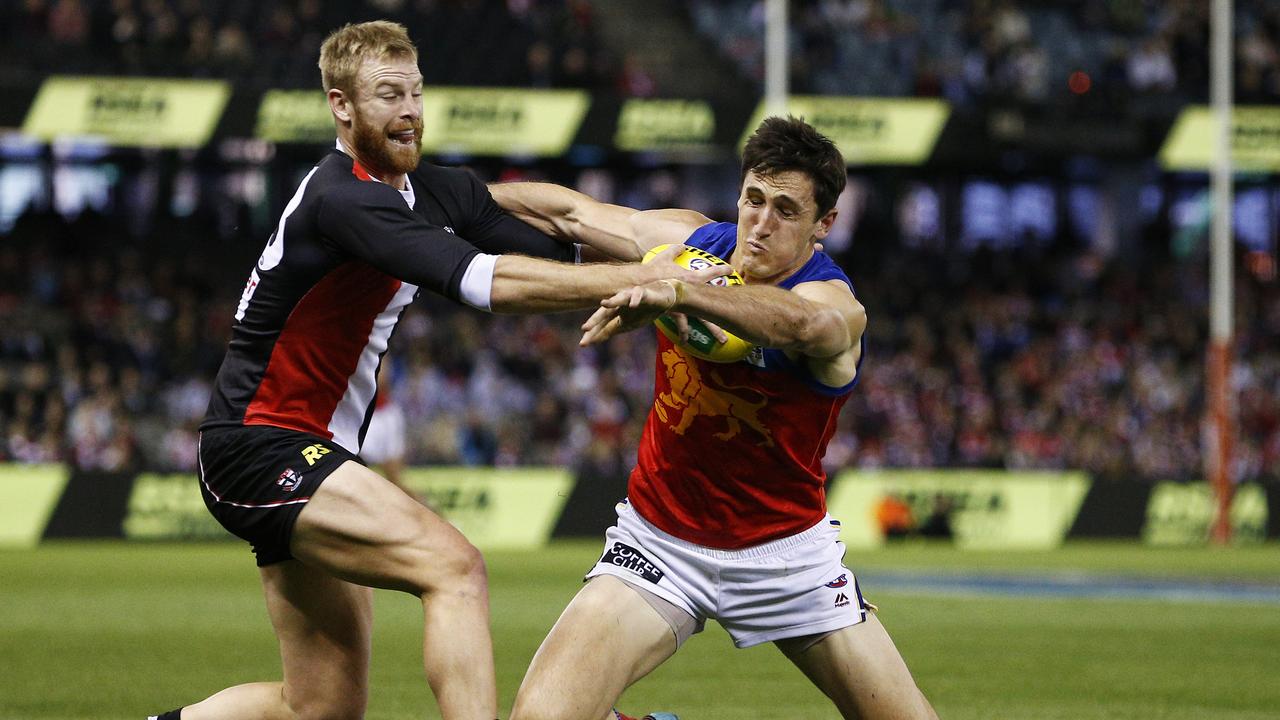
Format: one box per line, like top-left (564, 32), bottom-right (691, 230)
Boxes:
top-left (683, 221), bottom-right (736, 261)
top-left (792, 252), bottom-right (854, 293)
top-left (317, 181), bottom-right (480, 301)
top-left (458, 171), bottom-right (576, 261)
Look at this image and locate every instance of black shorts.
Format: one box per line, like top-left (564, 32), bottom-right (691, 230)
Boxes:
top-left (198, 425), bottom-right (362, 566)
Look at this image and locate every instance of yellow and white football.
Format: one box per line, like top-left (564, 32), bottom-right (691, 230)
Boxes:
top-left (641, 244), bottom-right (753, 363)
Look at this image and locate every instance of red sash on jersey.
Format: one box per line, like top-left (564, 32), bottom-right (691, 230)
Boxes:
top-left (628, 334), bottom-right (849, 549)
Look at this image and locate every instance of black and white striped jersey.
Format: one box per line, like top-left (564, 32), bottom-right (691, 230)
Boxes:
top-left (201, 148), bottom-right (571, 453)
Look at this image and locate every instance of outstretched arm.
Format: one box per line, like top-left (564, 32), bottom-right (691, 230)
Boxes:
top-left (488, 182), bottom-right (640, 260)
top-left (488, 182), bottom-right (713, 261)
top-left (320, 180), bottom-right (727, 316)
top-left (486, 245), bottom-right (731, 314)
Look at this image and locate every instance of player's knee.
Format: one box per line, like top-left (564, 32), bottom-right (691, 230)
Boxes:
top-left (448, 540), bottom-right (488, 591)
top-left (415, 535), bottom-right (488, 599)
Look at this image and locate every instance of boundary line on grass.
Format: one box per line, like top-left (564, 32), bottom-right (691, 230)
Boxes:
top-left (857, 571), bottom-right (1280, 605)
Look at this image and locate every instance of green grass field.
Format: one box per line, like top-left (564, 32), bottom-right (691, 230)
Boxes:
top-left (3, 540), bottom-right (1279, 720)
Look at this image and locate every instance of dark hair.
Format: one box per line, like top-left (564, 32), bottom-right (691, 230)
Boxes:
top-left (741, 115), bottom-right (846, 219)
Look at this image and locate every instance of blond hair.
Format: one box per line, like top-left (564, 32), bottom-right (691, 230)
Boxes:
top-left (318, 21), bottom-right (418, 96)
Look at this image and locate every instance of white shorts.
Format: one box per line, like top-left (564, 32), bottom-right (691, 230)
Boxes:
top-left (586, 500), bottom-right (870, 648)
top-left (360, 402), bottom-right (406, 465)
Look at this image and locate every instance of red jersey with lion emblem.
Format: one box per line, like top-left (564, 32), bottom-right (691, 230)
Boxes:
top-left (629, 222), bottom-right (861, 549)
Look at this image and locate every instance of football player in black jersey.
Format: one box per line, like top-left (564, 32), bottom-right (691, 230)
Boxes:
top-left (149, 20), bottom-right (725, 720)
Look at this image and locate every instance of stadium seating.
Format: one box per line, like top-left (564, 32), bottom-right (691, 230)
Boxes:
top-left (686, 0), bottom-right (1280, 106)
top-left (1, 198), bottom-right (1276, 487)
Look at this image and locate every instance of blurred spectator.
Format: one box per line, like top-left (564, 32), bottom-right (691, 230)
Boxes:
top-left (874, 493), bottom-right (915, 539)
top-left (917, 494), bottom-right (955, 539)
top-left (48, 0), bottom-right (90, 48)
top-left (211, 23), bottom-right (253, 76)
top-left (615, 51), bottom-right (658, 97)
top-left (1127, 36), bottom-right (1177, 93)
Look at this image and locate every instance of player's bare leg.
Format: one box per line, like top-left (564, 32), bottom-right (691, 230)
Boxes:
top-left (509, 576), bottom-right (679, 720)
top-left (776, 612), bottom-right (937, 720)
top-left (290, 460), bottom-right (497, 720)
top-left (182, 560), bottom-right (373, 720)
top-left (174, 461), bottom-right (494, 720)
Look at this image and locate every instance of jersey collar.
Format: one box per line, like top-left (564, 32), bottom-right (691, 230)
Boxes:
top-left (335, 139), bottom-right (416, 209)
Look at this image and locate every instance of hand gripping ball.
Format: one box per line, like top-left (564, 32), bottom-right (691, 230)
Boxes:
top-left (641, 244), bottom-right (753, 363)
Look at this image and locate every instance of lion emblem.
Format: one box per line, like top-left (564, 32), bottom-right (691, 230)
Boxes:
top-left (654, 347), bottom-right (774, 446)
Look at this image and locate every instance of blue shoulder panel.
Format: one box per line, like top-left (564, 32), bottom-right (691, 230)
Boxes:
top-left (679, 221), bottom-right (864, 396)
top-left (684, 221), bottom-right (737, 260)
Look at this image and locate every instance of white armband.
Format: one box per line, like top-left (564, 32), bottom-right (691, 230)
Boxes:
top-left (458, 253), bottom-right (498, 311)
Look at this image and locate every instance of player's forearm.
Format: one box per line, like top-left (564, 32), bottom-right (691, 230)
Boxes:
top-left (673, 283), bottom-right (852, 356)
top-left (488, 255), bottom-right (657, 313)
top-left (488, 182), bottom-right (642, 261)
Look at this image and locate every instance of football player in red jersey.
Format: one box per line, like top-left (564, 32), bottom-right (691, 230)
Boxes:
top-left (149, 21), bottom-right (727, 720)
top-left (492, 117), bottom-right (937, 720)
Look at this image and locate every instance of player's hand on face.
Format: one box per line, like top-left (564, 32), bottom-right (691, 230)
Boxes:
top-left (580, 280), bottom-right (679, 346)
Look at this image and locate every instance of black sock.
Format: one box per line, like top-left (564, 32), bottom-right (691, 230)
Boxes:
top-left (154, 709), bottom-right (182, 720)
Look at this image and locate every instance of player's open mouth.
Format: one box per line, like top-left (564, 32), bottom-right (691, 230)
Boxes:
top-left (389, 130), bottom-right (417, 145)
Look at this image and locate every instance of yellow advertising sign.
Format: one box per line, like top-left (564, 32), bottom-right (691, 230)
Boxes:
top-left (401, 467), bottom-right (573, 549)
top-left (0, 464), bottom-right (67, 547)
top-left (421, 88), bottom-right (589, 157)
top-left (740, 96), bottom-right (950, 166)
top-left (256, 89), bottom-right (334, 144)
top-left (120, 468), bottom-right (572, 548)
top-left (827, 469), bottom-right (1090, 549)
top-left (615, 99), bottom-right (716, 152)
top-left (253, 87), bottom-right (589, 154)
top-left (124, 473), bottom-right (228, 541)
top-left (1159, 106), bottom-right (1280, 171)
top-left (23, 76), bottom-right (230, 148)
top-left (1143, 482), bottom-right (1267, 545)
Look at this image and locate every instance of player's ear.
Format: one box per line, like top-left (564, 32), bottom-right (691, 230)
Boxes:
top-left (813, 207), bottom-right (838, 240)
top-left (328, 88), bottom-right (353, 125)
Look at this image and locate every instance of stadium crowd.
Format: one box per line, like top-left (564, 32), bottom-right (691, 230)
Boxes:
top-left (1, 0), bottom-right (1276, 488)
top-left (690, 0), bottom-right (1280, 106)
top-left (1, 187), bottom-right (1276, 488)
top-left (0, 0), bottom-right (620, 92)
top-left (6, 0), bottom-right (1280, 105)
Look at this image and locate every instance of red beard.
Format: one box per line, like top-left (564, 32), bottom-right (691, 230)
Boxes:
top-left (350, 113), bottom-right (423, 177)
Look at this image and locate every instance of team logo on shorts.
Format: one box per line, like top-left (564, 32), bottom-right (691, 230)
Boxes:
top-left (601, 541), bottom-right (664, 584)
top-left (277, 468), bottom-right (303, 492)
top-left (825, 574), bottom-right (849, 589)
